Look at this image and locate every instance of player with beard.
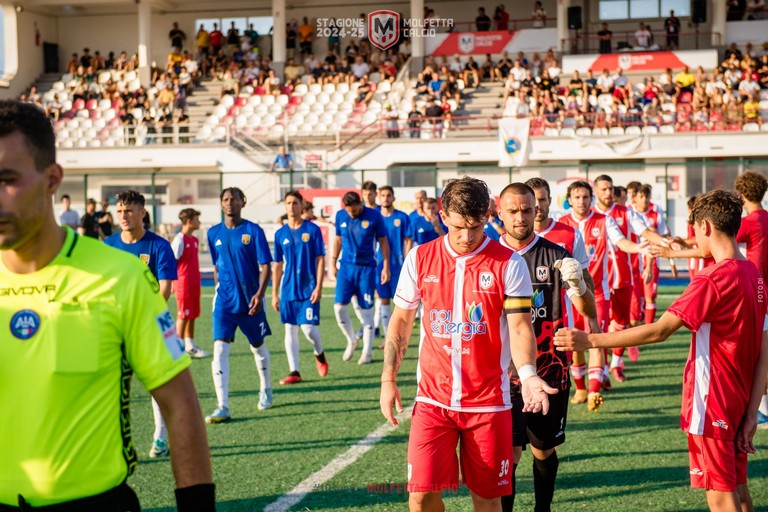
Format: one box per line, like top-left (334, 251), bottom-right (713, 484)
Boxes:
top-left (497, 183), bottom-right (600, 512)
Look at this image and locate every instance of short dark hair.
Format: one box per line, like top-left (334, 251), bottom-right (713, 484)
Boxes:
top-left (637, 184), bottom-right (652, 197)
top-left (689, 190), bottom-right (743, 237)
top-left (626, 181), bottom-right (641, 193)
top-left (343, 191), bottom-right (362, 206)
top-left (423, 197), bottom-right (438, 206)
top-left (379, 185), bottom-right (394, 194)
top-left (442, 176), bottom-right (490, 221)
top-left (594, 174), bottom-right (613, 185)
top-left (179, 208), bottom-right (201, 223)
top-left (500, 182), bottom-right (535, 200)
top-left (116, 190), bottom-right (145, 207)
top-left (361, 181), bottom-right (377, 192)
top-left (62, 194), bottom-right (71, 201)
top-left (0, 100), bottom-right (56, 172)
top-left (734, 171), bottom-right (768, 203)
top-left (525, 177), bottom-right (551, 196)
top-left (221, 187), bottom-right (246, 203)
top-left (285, 190), bottom-right (304, 202)
top-left (613, 186), bottom-right (626, 198)
top-left (687, 195), bottom-right (698, 210)
top-left (302, 200), bottom-right (314, 211)
top-left (567, 180), bottom-right (592, 198)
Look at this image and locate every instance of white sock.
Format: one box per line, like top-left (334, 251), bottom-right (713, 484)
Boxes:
top-left (373, 299), bottom-right (382, 330)
top-left (351, 296), bottom-right (365, 324)
top-left (301, 324), bottom-right (323, 355)
top-left (360, 307), bottom-right (375, 356)
top-left (184, 337), bottom-right (195, 351)
top-left (610, 354), bottom-right (623, 369)
top-left (380, 303), bottom-right (391, 335)
top-left (603, 364), bottom-right (610, 379)
top-left (334, 303), bottom-right (357, 345)
top-left (151, 397), bottom-right (167, 441)
top-left (285, 324), bottom-right (300, 373)
top-left (759, 394), bottom-right (768, 416)
top-left (251, 344), bottom-right (272, 391)
top-left (212, 340), bottom-right (231, 408)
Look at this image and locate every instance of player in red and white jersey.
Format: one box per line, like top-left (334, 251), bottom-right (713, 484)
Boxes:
top-left (555, 190), bottom-right (768, 512)
top-left (593, 175), bottom-right (668, 381)
top-left (559, 181), bottom-right (656, 392)
top-left (635, 184), bottom-right (670, 327)
top-left (380, 177), bottom-right (556, 512)
top-left (171, 208), bottom-right (209, 358)
top-left (625, 181), bottom-right (647, 327)
top-left (526, 177), bottom-right (606, 409)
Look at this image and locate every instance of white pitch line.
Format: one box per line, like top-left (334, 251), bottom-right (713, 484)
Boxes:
top-left (263, 405), bottom-right (414, 512)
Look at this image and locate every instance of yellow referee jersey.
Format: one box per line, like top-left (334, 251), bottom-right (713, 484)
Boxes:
top-left (0, 228), bottom-right (190, 507)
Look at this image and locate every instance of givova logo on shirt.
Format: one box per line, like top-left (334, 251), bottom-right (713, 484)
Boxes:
top-left (429, 302), bottom-right (487, 341)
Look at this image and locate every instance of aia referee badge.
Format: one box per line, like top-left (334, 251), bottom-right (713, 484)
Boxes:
top-left (241, 234), bottom-right (251, 245)
top-left (536, 266), bottom-right (549, 282)
top-left (479, 272), bottom-right (493, 289)
top-left (139, 253), bottom-right (150, 265)
top-left (10, 310), bottom-right (40, 340)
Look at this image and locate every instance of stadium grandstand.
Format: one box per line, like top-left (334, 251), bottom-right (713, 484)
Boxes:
top-left (3, 0), bottom-right (768, 509)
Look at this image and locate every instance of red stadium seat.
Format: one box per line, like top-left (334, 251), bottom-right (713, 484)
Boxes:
top-left (678, 91), bottom-right (692, 104)
top-left (73, 99), bottom-right (85, 110)
top-left (85, 99), bottom-right (98, 110)
top-left (289, 95), bottom-right (302, 105)
top-left (727, 123), bottom-right (742, 131)
top-left (235, 96), bottom-right (247, 107)
top-left (693, 124), bottom-right (708, 132)
top-left (254, 86), bottom-right (267, 95)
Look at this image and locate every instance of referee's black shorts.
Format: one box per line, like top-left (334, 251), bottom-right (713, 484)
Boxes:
top-left (511, 381), bottom-right (570, 451)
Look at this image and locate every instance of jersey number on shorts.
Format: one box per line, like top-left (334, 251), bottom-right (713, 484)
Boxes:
top-left (499, 459), bottom-right (510, 477)
top-left (260, 322), bottom-right (266, 336)
top-left (364, 293), bottom-right (372, 305)
top-left (306, 308), bottom-right (314, 321)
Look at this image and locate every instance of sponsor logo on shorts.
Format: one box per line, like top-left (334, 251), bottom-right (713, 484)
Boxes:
top-left (10, 309), bottom-right (41, 340)
top-left (497, 479), bottom-right (509, 486)
top-left (711, 419), bottom-right (728, 430)
top-left (690, 468), bottom-right (703, 476)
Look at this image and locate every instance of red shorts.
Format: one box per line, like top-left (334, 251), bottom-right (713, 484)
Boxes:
top-left (643, 265), bottom-right (660, 300)
top-left (572, 294), bottom-right (610, 333)
top-left (176, 294), bottom-right (200, 320)
top-left (407, 402), bottom-right (513, 499)
top-left (609, 286), bottom-right (633, 328)
top-left (631, 273), bottom-right (644, 322)
top-left (688, 434), bottom-right (747, 491)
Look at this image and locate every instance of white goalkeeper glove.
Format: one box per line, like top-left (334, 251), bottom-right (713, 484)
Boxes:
top-left (554, 257), bottom-right (587, 298)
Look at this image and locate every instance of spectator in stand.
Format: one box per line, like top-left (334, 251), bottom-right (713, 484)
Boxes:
top-left (95, 198), bottom-right (114, 238)
top-left (747, 0), bottom-right (766, 19)
top-left (674, 66), bottom-right (695, 97)
top-left (494, 51), bottom-right (514, 81)
top-left (383, 103), bottom-right (400, 138)
top-left (725, 63), bottom-right (743, 90)
top-left (380, 59), bottom-right (397, 82)
top-left (408, 100), bottom-right (423, 138)
top-left (476, 7), bottom-right (492, 31)
top-left (481, 54), bottom-right (495, 81)
top-left (425, 98), bottom-right (445, 138)
top-left (727, 0), bottom-right (747, 20)
top-left (226, 22), bottom-right (240, 56)
top-left (463, 56), bottom-right (481, 88)
top-left (80, 48), bottom-right (92, 68)
top-left (286, 21), bottom-right (298, 60)
top-left (299, 17), bottom-right (314, 57)
top-left (744, 93), bottom-right (762, 125)
top-left (351, 55), bottom-right (370, 79)
top-left (446, 74), bottom-right (462, 107)
top-left (209, 23), bottom-right (224, 56)
top-left (355, 75), bottom-right (374, 105)
top-left (634, 22), bottom-right (652, 49)
top-left (196, 25), bottom-right (210, 59)
top-left (283, 58), bottom-right (302, 82)
top-left (597, 69), bottom-right (614, 94)
top-left (270, 146), bottom-right (294, 172)
top-left (92, 51), bottom-right (105, 70)
top-left (598, 22), bottom-right (613, 54)
top-left (169, 22), bottom-right (186, 50)
top-left (568, 70), bottom-right (584, 95)
top-left (414, 72), bottom-right (430, 98)
top-left (80, 198), bottom-right (101, 239)
top-left (59, 194), bottom-right (80, 229)
top-left (494, 5), bottom-right (510, 30)
top-left (449, 56), bottom-right (463, 75)
top-left (725, 94), bottom-right (744, 126)
top-left (664, 11), bottom-right (680, 50)
top-left (738, 72), bottom-right (761, 98)
top-left (532, 1), bottom-right (547, 28)
top-left (428, 72), bottom-right (445, 100)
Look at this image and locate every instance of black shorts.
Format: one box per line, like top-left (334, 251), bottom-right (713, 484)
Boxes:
top-left (511, 382), bottom-right (570, 451)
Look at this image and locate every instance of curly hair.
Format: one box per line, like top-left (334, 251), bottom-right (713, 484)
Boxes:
top-left (441, 176), bottom-right (490, 221)
top-left (116, 190), bottom-right (145, 207)
top-left (734, 171), bottom-right (768, 203)
top-left (689, 189), bottom-right (743, 237)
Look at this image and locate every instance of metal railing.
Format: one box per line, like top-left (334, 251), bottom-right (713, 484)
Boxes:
top-left (562, 30), bottom-right (722, 54)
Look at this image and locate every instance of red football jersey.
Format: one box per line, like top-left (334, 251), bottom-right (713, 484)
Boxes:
top-left (638, 206), bottom-right (668, 270)
top-left (668, 259), bottom-right (766, 440)
top-left (594, 204), bottom-right (648, 289)
top-left (535, 220), bottom-right (589, 270)
top-left (394, 236), bottom-right (533, 412)
top-left (559, 212), bottom-right (624, 299)
top-left (171, 232), bottom-right (201, 297)
top-left (736, 209), bottom-right (768, 280)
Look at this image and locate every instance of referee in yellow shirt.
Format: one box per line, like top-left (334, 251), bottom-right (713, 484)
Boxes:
top-left (0, 100), bottom-right (215, 510)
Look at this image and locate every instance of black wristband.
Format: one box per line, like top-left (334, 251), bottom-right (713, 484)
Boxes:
top-left (175, 483), bottom-right (216, 512)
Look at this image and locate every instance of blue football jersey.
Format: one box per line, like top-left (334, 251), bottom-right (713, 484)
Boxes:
top-left (377, 208), bottom-right (410, 271)
top-left (208, 220), bottom-right (272, 314)
top-left (105, 231), bottom-right (177, 281)
top-left (335, 206), bottom-right (387, 267)
top-left (274, 221), bottom-right (326, 301)
top-left (410, 214), bottom-right (445, 246)
top-left (484, 222), bottom-right (501, 241)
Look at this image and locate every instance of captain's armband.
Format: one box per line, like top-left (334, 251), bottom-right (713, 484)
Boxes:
top-left (503, 295), bottom-right (531, 314)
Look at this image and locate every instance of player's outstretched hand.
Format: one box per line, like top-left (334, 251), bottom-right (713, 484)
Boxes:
top-left (554, 328), bottom-right (592, 352)
top-left (639, 241), bottom-right (660, 258)
top-left (271, 295), bottom-right (280, 313)
top-left (736, 413), bottom-right (758, 455)
top-left (554, 258), bottom-right (586, 296)
top-left (655, 244), bottom-right (673, 259)
top-left (521, 376), bottom-right (557, 415)
top-left (380, 381), bottom-right (404, 427)
top-left (310, 286), bottom-right (322, 304)
top-left (381, 267), bottom-right (390, 285)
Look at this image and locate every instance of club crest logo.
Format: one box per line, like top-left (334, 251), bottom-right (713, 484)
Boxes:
top-left (536, 266), bottom-right (549, 282)
top-left (368, 10), bottom-right (400, 51)
top-left (394, 219), bottom-right (401, 227)
top-left (459, 33), bottom-right (475, 53)
top-left (362, 220), bottom-right (370, 229)
top-left (10, 310), bottom-right (40, 340)
top-left (591, 227), bottom-right (600, 237)
top-left (139, 253), bottom-right (150, 265)
top-left (242, 234), bottom-right (251, 245)
top-left (479, 272), bottom-right (493, 289)
top-left (301, 233), bottom-right (310, 242)
top-left (616, 217), bottom-right (624, 226)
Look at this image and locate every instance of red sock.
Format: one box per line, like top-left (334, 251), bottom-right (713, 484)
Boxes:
top-left (645, 304), bottom-right (657, 325)
top-left (588, 366), bottom-right (603, 393)
top-left (571, 364), bottom-right (586, 390)
top-left (612, 347), bottom-right (624, 357)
